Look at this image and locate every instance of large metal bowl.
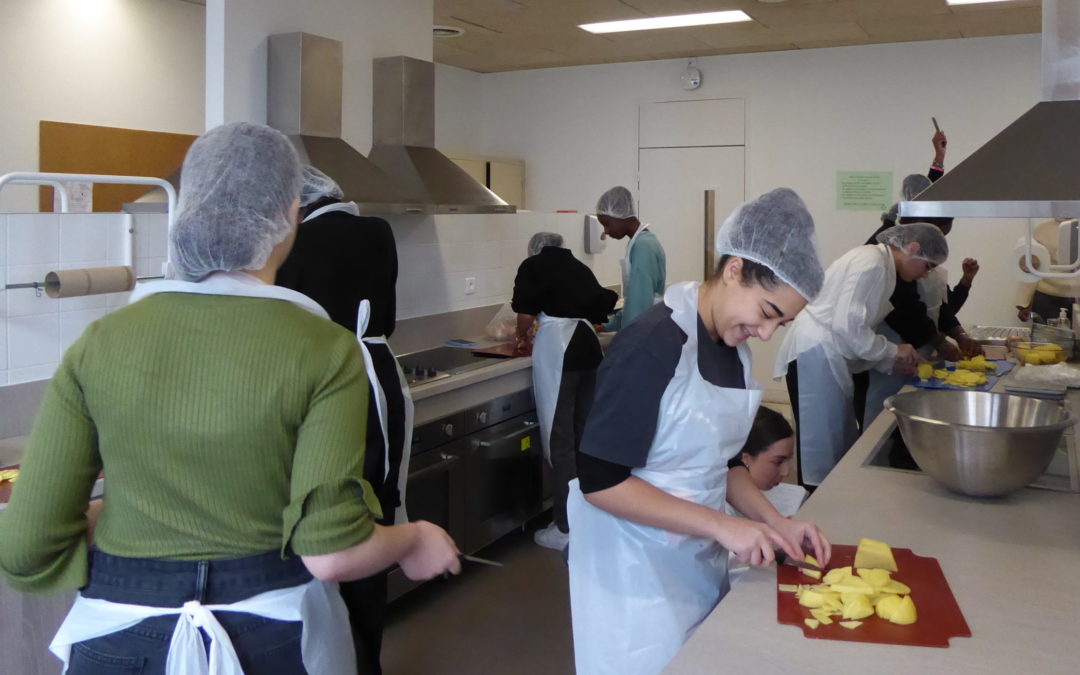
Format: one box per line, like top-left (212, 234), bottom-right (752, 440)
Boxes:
top-left (884, 390), bottom-right (1075, 497)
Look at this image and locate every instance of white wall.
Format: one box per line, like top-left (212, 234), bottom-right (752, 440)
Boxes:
top-left (391, 212), bottom-right (623, 320)
top-left (0, 0), bottom-right (206, 213)
top-left (206, 0), bottom-right (433, 153)
top-left (436, 34), bottom-right (1045, 395)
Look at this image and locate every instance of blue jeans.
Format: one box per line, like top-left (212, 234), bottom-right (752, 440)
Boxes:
top-left (68, 549), bottom-right (313, 674)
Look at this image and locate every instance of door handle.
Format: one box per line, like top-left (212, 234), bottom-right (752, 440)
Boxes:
top-left (476, 420), bottom-right (538, 448)
top-left (408, 453), bottom-right (461, 480)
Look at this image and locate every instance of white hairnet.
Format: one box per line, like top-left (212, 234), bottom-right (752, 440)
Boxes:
top-left (876, 222), bottom-right (949, 265)
top-left (170, 123), bottom-right (301, 282)
top-left (528, 232), bottom-right (564, 256)
top-left (715, 188), bottom-right (824, 301)
top-left (299, 165), bottom-right (344, 207)
top-left (901, 174), bottom-right (931, 201)
top-left (596, 186), bottom-right (636, 219)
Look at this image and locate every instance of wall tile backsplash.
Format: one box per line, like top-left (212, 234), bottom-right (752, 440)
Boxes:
top-left (0, 211), bottom-right (169, 386)
top-left (0, 209), bottom-right (621, 388)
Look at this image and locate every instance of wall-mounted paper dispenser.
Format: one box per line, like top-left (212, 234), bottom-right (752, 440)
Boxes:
top-left (584, 214), bottom-right (606, 254)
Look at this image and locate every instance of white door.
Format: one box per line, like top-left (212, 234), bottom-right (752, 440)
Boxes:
top-left (638, 146), bottom-right (745, 284)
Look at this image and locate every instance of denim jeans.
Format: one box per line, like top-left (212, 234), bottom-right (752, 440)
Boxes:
top-left (68, 549), bottom-right (313, 675)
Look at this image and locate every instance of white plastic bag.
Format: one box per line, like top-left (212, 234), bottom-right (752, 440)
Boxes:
top-left (485, 301), bottom-right (518, 341)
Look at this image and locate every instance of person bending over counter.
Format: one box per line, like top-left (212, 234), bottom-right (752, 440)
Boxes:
top-left (776, 223), bottom-right (948, 488)
top-left (511, 232), bottom-right (617, 552)
top-left (0, 122), bottom-right (460, 675)
top-left (568, 188), bottom-right (831, 675)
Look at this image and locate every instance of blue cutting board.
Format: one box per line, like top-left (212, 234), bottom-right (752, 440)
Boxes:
top-left (908, 360), bottom-right (1015, 392)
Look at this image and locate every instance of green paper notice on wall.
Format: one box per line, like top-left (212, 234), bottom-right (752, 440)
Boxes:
top-left (837, 171), bottom-right (893, 211)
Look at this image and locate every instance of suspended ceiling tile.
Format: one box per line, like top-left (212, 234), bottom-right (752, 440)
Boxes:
top-left (955, 7), bottom-right (1042, 38)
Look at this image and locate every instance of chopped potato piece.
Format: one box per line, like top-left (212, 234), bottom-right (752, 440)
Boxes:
top-left (804, 618), bottom-right (820, 630)
top-left (823, 566), bottom-right (853, 585)
top-left (890, 595), bottom-right (917, 625)
top-left (798, 590), bottom-right (826, 608)
top-left (917, 362), bottom-right (933, 380)
top-left (841, 594), bottom-right (874, 620)
top-left (856, 568), bottom-right (891, 588)
top-left (778, 584), bottom-right (799, 593)
top-left (809, 608), bottom-right (835, 625)
top-left (875, 594), bottom-right (903, 621)
top-left (854, 538), bottom-right (898, 572)
top-left (877, 579), bottom-right (911, 595)
top-left (839, 621), bottom-right (863, 630)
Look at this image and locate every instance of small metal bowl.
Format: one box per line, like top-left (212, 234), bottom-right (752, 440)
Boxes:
top-left (884, 389), bottom-right (1075, 497)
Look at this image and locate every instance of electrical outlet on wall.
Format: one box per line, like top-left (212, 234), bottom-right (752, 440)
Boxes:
top-left (464, 276), bottom-right (476, 295)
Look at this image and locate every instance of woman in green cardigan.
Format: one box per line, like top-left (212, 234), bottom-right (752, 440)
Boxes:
top-left (0, 122), bottom-right (460, 674)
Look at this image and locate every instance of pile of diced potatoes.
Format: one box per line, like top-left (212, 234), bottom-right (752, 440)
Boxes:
top-left (1014, 342), bottom-right (1066, 366)
top-left (780, 538), bottom-right (917, 631)
top-left (916, 360), bottom-right (990, 387)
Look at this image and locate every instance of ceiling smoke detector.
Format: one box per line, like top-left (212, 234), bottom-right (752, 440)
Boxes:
top-left (434, 25), bottom-right (465, 38)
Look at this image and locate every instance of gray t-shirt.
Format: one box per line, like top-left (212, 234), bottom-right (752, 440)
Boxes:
top-left (579, 301), bottom-right (745, 479)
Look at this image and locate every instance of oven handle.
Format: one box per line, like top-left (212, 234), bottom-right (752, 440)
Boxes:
top-left (476, 419), bottom-right (539, 447)
top-left (408, 453), bottom-right (461, 480)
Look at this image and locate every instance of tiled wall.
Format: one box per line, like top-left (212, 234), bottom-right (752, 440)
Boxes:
top-left (390, 211), bottom-right (623, 320)
top-left (0, 209), bottom-right (619, 386)
top-left (0, 212), bottom-right (169, 385)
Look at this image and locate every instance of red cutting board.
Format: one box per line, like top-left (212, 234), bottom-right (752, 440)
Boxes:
top-left (777, 544), bottom-right (971, 647)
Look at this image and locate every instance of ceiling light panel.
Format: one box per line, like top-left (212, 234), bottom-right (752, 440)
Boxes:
top-left (579, 10), bottom-right (753, 34)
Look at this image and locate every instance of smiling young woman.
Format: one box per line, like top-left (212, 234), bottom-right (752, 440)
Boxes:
top-left (566, 187), bottom-right (833, 675)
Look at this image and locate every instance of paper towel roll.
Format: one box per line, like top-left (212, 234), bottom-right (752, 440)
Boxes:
top-left (44, 266), bottom-right (135, 299)
top-left (1010, 238), bottom-right (1052, 283)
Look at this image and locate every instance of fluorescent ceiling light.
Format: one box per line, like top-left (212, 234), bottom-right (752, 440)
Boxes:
top-left (579, 10), bottom-right (753, 34)
top-left (946, 0), bottom-right (1016, 5)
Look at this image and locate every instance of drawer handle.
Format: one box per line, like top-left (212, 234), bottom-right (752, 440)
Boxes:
top-left (476, 420), bottom-right (538, 447)
top-left (408, 453), bottom-right (460, 480)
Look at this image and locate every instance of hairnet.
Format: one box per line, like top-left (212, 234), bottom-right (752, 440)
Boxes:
top-left (596, 186), bottom-right (636, 219)
top-left (901, 174), bottom-right (931, 201)
top-left (876, 222), bottom-right (949, 264)
top-left (299, 165), bottom-right (344, 207)
top-left (528, 232), bottom-right (564, 256)
top-left (170, 122), bottom-right (301, 282)
top-left (715, 188), bottom-right (825, 301)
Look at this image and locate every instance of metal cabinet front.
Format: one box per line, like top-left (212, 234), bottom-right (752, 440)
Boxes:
top-left (463, 412), bottom-right (542, 553)
top-left (387, 443), bottom-right (465, 601)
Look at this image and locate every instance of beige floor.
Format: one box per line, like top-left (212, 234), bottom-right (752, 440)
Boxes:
top-left (382, 523), bottom-right (574, 675)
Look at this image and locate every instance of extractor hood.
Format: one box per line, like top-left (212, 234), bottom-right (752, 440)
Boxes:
top-left (904, 0), bottom-right (1080, 220)
top-left (368, 56), bottom-right (515, 214)
top-left (267, 33), bottom-right (513, 215)
top-left (268, 32), bottom-right (426, 214)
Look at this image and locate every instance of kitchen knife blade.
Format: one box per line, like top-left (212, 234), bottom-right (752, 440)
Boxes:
top-left (461, 554), bottom-right (504, 568)
top-left (777, 553), bottom-right (822, 572)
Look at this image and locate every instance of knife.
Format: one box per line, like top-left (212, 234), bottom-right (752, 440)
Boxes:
top-left (777, 552), bottom-right (822, 572)
top-left (461, 554), bottom-right (504, 568)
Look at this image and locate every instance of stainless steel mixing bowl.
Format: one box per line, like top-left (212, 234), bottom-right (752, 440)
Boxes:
top-left (883, 390), bottom-right (1075, 497)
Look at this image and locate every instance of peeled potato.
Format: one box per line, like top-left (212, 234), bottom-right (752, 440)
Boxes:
top-left (891, 595), bottom-right (918, 625)
top-left (854, 538), bottom-right (898, 572)
top-left (841, 594), bottom-right (874, 620)
top-left (876, 594), bottom-right (903, 620)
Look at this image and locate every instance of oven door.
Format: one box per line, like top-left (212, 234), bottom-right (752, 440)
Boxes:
top-left (463, 412), bottom-right (542, 553)
top-left (387, 443), bottom-right (465, 601)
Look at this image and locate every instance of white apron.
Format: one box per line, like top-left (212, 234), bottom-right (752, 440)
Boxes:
top-left (302, 200), bottom-right (361, 222)
top-left (355, 299), bottom-right (415, 524)
top-left (532, 312), bottom-right (593, 465)
top-left (620, 223), bottom-right (651, 292)
top-left (567, 281), bottom-right (761, 675)
top-left (49, 273), bottom-right (356, 675)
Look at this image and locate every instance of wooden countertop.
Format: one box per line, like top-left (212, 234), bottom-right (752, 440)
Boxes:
top-left (666, 400), bottom-right (1080, 673)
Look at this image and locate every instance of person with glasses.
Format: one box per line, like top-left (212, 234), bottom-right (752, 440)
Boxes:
top-left (775, 223), bottom-right (948, 487)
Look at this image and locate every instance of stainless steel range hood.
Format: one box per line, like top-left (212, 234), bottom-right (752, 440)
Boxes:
top-left (369, 56), bottom-right (515, 214)
top-left (904, 0), bottom-right (1080, 220)
top-left (267, 33), bottom-right (426, 215)
top-left (267, 34), bottom-right (513, 215)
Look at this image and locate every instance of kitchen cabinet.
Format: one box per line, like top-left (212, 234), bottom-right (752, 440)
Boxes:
top-left (448, 154), bottom-right (524, 208)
